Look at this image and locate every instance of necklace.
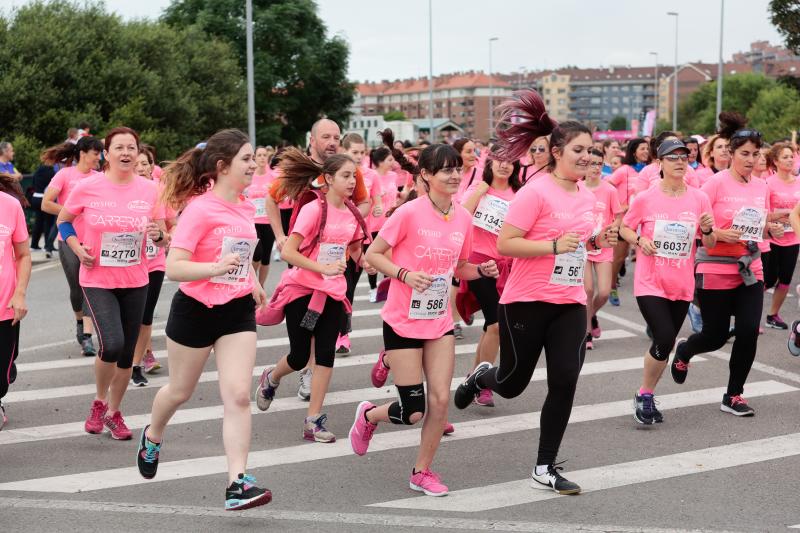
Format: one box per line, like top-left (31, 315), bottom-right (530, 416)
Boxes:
top-left (661, 183), bottom-right (685, 197)
top-left (428, 195), bottom-right (452, 221)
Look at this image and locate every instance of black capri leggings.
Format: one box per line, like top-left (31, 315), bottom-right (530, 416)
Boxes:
top-left (59, 245), bottom-right (88, 314)
top-left (367, 231), bottom-right (380, 289)
top-left (636, 296), bottom-right (689, 361)
top-left (252, 223), bottom-right (276, 266)
top-left (279, 208), bottom-right (293, 236)
top-left (82, 286), bottom-right (148, 369)
top-left (285, 295), bottom-right (346, 370)
top-left (476, 301), bottom-right (586, 465)
top-left (679, 280), bottom-right (763, 396)
top-left (142, 270), bottom-right (165, 326)
top-left (0, 319), bottom-right (20, 400)
top-left (467, 276), bottom-right (500, 330)
top-left (764, 243), bottom-right (799, 289)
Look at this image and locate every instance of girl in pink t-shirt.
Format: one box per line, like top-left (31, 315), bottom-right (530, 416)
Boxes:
top-left (41, 136), bottom-right (103, 357)
top-left (671, 114), bottom-right (783, 417)
top-left (581, 149), bottom-right (623, 350)
top-left (0, 181), bottom-right (32, 430)
top-left (130, 148), bottom-right (178, 385)
top-left (620, 139), bottom-right (715, 424)
top-left (453, 138), bottom-right (483, 202)
top-left (58, 127), bottom-right (167, 442)
top-left (520, 135), bottom-right (550, 184)
top-left (365, 146), bottom-right (398, 301)
top-left (348, 143), bottom-right (498, 497)
top-left (247, 146), bottom-right (277, 287)
top-left (460, 148), bottom-right (520, 408)
top-left (763, 142), bottom-right (800, 328)
top-left (255, 150), bottom-right (368, 445)
top-left (453, 91), bottom-right (618, 495)
top-left (140, 129), bottom-right (272, 510)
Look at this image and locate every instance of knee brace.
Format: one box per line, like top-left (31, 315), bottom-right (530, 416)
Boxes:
top-left (388, 383), bottom-right (426, 425)
top-left (648, 341), bottom-right (674, 362)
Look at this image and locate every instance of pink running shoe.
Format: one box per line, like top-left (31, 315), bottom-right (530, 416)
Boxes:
top-left (104, 411), bottom-right (133, 440)
top-left (474, 388), bottom-right (495, 407)
top-left (349, 401), bottom-right (377, 456)
top-left (590, 315), bottom-right (601, 338)
top-left (84, 399), bottom-right (107, 434)
top-left (442, 422), bottom-right (455, 435)
top-left (371, 351), bottom-right (389, 388)
top-left (143, 350), bottom-right (160, 373)
top-left (409, 469), bottom-right (449, 496)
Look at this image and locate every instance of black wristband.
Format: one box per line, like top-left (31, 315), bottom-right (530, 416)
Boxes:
top-left (552, 239), bottom-right (558, 255)
top-left (701, 227), bottom-right (713, 236)
top-left (478, 265), bottom-right (488, 278)
top-left (635, 235), bottom-right (641, 247)
top-left (589, 234), bottom-right (598, 250)
top-left (154, 230), bottom-right (164, 243)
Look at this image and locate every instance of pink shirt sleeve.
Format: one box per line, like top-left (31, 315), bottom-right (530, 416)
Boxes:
top-left (13, 202), bottom-right (28, 243)
top-left (622, 193), bottom-right (644, 229)
top-left (63, 179), bottom-right (86, 216)
top-left (378, 202), bottom-right (408, 247)
top-left (170, 202), bottom-right (207, 253)
top-left (459, 224), bottom-right (473, 262)
top-left (291, 201), bottom-right (321, 240)
top-left (504, 186), bottom-right (543, 232)
top-left (48, 169), bottom-right (67, 193)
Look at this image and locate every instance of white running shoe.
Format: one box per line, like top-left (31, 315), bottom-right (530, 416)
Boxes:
top-left (297, 368), bottom-right (312, 401)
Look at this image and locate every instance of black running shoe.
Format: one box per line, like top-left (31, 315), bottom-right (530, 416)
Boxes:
top-left (454, 362), bottom-right (492, 410)
top-left (136, 425), bottom-right (161, 479)
top-left (76, 321), bottom-right (85, 346)
top-left (81, 335), bottom-right (96, 357)
top-left (225, 473), bottom-right (272, 511)
top-left (766, 314), bottom-right (788, 330)
top-left (633, 392), bottom-right (656, 425)
top-left (531, 464), bottom-right (581, 495)
top-left (131, 366), bottom-right (148, 387)
top-left (670, 340), bottom-right (690, 385)
top-left (720, 394), bottom-right (755, 417)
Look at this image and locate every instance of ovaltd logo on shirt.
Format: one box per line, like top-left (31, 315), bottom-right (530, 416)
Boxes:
top-left (0, 223), bottom-right (10, 237)
top-left (450, 232), bottom-right (465, 246)
top-left (662, 222), bottom-right (691, 240)
top-left (127, 200), bottom-right (152, 213)
top-left (90, 201), bottom-right (117, 208)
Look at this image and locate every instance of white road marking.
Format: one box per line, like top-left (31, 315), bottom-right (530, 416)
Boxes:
top-left (0, 379), bottom-right (786, 493)
top-left (373, 430), bottom-right (800, 512)
top-left (31, 262), bottom-right (60, 273)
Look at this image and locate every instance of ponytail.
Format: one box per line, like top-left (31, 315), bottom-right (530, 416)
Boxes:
top-left (276, 147), bottom-right (323, 201)
top-left (493, 89), bottom-right (557, 162)
top-left (0, 173), bottom-right (27, 207)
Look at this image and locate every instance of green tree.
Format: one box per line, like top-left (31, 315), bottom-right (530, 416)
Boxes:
top-left (163, 0), bottom-right (355, 146)
top-left (383, 110), bottom-right (407, 122)
top-left (0, 1), bottom-right (245, 169)
top-left (769, 0), bottom-right (800, 54)
top-left (747, 85), bottom-right (800, 141)
top-left (608, 115), bottom-right (627, 131)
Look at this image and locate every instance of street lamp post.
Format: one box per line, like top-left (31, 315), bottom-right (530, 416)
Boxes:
top-left (245, 0), bottom-right (256, 144)
top-left (649, 52), bottom-right (659, 123)
top-left (488, 37), bottom-right (499, 138)
top-left (667, 11), bottom-right (679, 131)
top-left (428, 0), bottom-right (434, 140)
top-left (716, 0), bottom-right (725, 130)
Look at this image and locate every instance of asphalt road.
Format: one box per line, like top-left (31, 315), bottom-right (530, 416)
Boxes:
top-left (2, 251), bottom-right (800, 533)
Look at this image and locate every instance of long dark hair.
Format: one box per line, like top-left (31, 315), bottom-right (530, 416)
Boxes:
top-left (0, 173), bottom-right (27, 207)
top-left (40, 136), bottom-right (103, 165)
top-left (492, 89), bottom-right (557, 162)
top-left (623, 138), bottom-right (649, 166)
top-left (276, 149), bottom-right (354, 201)
top-left (482, 145), bottom-right (521, 192)
top-left (718, 111), bottom-right (762, 153)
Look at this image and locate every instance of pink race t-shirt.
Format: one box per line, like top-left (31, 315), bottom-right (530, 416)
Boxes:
top-left (0, 192), bottom-right (29, 321)
top-left (580, 180), bottom-right (622, 263)
top-left (462, 181), bottom-right (515, 261)
top-left (64, 174), bottom-right (160, 289)
top-left (48, 166), bottom-right (99, 241)
top-left (635, 162), bottom-right (700, 193)
top-left (695, 166), bottom-right (716, 187)
top-left (245, 169), bottom-right (274, 224)
top-left (367, 171), bottom-right (398, 233)
top-left (145, 182), bottom-right (175, 273)
top-left (151, 165), bottom-right (163, 181)
top-left (379, 197), bottom-right (472, 339)
top-left (170, 190), bottom-right (257, 307)
top-left (698, 170), bottom-right (770, 290)
top-left (455, 166), bottom-right (483, 203)
top-left (623, 186), bottom-right (712, 301)
top-left (500, 175), bottom-right (597, 305)
top-left (607, 165), bottom-right (638, 208)
top-left (767, 175), bottom-right (800, 247)
top-left (280, 199), bottom-right (361, 300)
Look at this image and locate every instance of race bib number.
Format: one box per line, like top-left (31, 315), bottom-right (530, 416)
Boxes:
top-left (550, 242), bottom-right (586, 286)
top-left (250, 197), bottom-right (267, 218)
top-left (317, 242), bottom-right (346, 280)
top-left (100, 232), bottom-right (144, 267)
top-left (408, 274), bottom-right (451, 320)
top-left (652, 220), bottom-right (695, 259)
top-left (211, 237), bottom-right (258, 285)
top-left (472, 194), bottom-right (510, 236)
top-left (783, 222), bottom-right (794, 234)
top-left (731, 207), bottom-right (766, 243)
top-left (145, 238), bottom-right (158, 260)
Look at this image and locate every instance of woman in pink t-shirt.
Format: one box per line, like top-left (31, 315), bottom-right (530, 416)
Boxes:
top-left (620, 139), bottom-right (715, 425)
top-left (453, 138), bottom-right (482, 203)
top-left (763, 142), bottom-right (800, 329)
top-left (129, 148), bottom-right (178, 386)
top-left (460, 146), bottom-right (520, 408)
top-left (247, 146), bottom-right (277, 287)
top-left (348, 143), bottom-right (498, 497)
top-left (695, 134), bottom-right (731, 186)
top-left (520, 135), bottom-right (550, 184)
top-left (255, 150), bottom-right (368, 445)
top-left (365, 146), bottom-right (397, 301)
top-left (453, 90), bottom-right (618, 495)
top-left (139, 129), bottom-right (271, 511)
top-left (57, 127), bottom-right (167, 441)
top-left (41, 136), bottom-right (103, 357)
top-left (0, 177), bottom-right (32, 430)
top-left (671, 114), bottom-right (783, 417)
top-left (581, 149), bottom-right (623, 350)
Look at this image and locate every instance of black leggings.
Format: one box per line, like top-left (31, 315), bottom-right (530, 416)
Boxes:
top-left (279, 208), bottom-right (293, 235)
top-left (636, 296), bottom-right (689, 361)
top-left (252, 223), bottom-right (276, 265)
top-left (0, 320), bottom-right (20, 401)
top-left (284, 295), bottom-right (345, 370)
top-left (476, 301), bottom-right (586, 465)
top-left (764, 243), bottom-right (799, 289)
top-left (142, 270), bottom-right (165, 326)
top-left (368, 231), bottom-right (380, 289)
top-left (467, 276), bottom-right (500, 329)
top-left (82, 286), bottom-right (148, 369)
top-left (345, 257), bottom-right (361, 304)
top-left (680, 281), bottom-right (763, 396)
top-left (59, 245), bottom-right (88, 314)
top-left (30, 197), bottom-right (56, 252)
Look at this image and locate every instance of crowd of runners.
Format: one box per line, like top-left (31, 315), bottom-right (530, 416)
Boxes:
top-left (2, 88), bottom-right (800, 510)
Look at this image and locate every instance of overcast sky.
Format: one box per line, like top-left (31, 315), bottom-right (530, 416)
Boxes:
top-left (4, 0), bottom-right (786, 81)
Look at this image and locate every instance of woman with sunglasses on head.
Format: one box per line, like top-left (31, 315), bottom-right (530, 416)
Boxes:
top-left (453, 90), bottom-right (618, 495)
top-left (582, 148), bottom-right (623, 350)
top-left (671, 113), bottom-right (782, 417)
top-left (620, 140), bottom-right (714, 424)
top-left (348, 143), bottom-right (498, 497)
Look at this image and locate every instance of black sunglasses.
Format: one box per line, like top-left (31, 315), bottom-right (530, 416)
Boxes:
top-left (732, 129), bottom-right (762, 140)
